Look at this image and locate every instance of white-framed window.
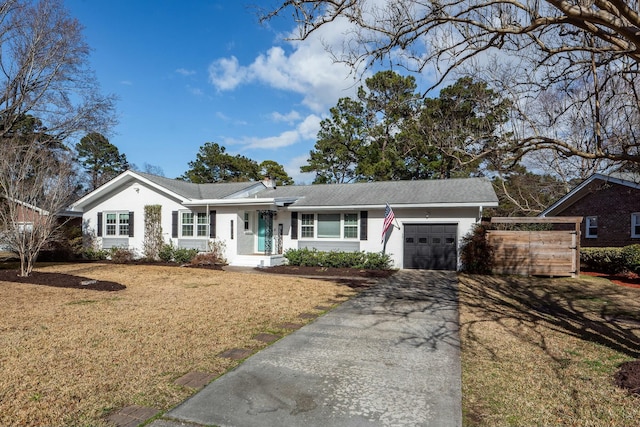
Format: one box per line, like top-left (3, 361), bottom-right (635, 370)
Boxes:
top-left (632, 213), bottom-right (640, 238)
top-left (301, 213), bottom-right (314, 238)
top-left (344, 213), bottom-right (358, 238)
top-left (585, 216), bottom-right (598, 238)
top-left (17, 222), bottom-right (33, 233)
top-left (105, 212), bottom-right (129, 236)
top-left (299, 213), bottom-right (359, 239)
top-left (244, 211), bottom-right (252, 232)
top-left (197, 212), bottom-right (208, 236)
top-left (181, 211), bottom-right (208, 237)
top-left (318, 213), bottom-right (340, 238)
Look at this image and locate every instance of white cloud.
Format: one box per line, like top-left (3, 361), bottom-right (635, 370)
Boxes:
top-left (270, 110), bottom-right (302, 124)
top-left (208, 56), bottom-right (247, 91)
top-left (223, 130), bottom-right (299, 150)
top-left (187, 85), bottom-right (203, 96)
top-left (207, 17), bottom-right (364, 113)
top-left (222, 114), bottom-right (320, 150)
top-left (176, 68), bottom-right (196, 76)
top-left (297, 114), bottom-right (321, 140)
top-left (285, 154), bottom-right (315, 185)
top-left (120, 80), bottom-right (133, 86)
top-left (216, 111), bottom-right (230, 121)
top-left (215, 112), bottom-right (248, 126)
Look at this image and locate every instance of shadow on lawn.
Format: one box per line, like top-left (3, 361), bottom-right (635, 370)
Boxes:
top-left (459, 274), bottom-right (640, 359)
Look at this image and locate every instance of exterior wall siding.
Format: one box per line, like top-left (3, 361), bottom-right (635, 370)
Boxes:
top-left (81, 181), bottom-right (241, 258)
top-left (297, 241), bottom-right (361, 252)
top-left (282, 206), bottom-right (480, 269)
top-left (554, 181), bottom-right (640, 247)
top-left (83, 181), bottom-right (186, 256)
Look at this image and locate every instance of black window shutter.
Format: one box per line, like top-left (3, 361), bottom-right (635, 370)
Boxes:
top-left (210, 210), bottom-right (216, 238)
top-left (97, 212), bottom-right (103, 237)
top-left (128, 211), bottom-right (134, 237)
top-left (172, 211), bottom-right (178, 238)
top-left (291, 212), bottom-right (298, 240)
top-left (360, 211), bottom-right (368, 241)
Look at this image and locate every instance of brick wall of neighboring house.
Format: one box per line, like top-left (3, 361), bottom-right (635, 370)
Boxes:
top-left (556, 180), bottom-right (640, 247)
top-left (16, 204), bottom-right (42, 223)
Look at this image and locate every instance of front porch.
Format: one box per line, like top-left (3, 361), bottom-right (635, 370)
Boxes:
top-left (230, 254), bottom-right (286, 268)
top-left (235, 209), bottom-right (284, 267)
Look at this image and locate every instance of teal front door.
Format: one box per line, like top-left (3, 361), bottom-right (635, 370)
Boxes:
top-left (257, 211), bottom-right (274, 254)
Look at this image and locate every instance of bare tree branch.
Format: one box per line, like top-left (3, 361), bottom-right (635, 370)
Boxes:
top-left (0, 137), bottom-right (76, 276)
top-left (261, 0), bottom-right (640, 168)
top-left (0, 0), bottom-right (116, 140)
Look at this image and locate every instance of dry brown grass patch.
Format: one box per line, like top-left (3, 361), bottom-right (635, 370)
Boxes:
top-left (0, 263), bottom-right (356, 426)
top-left (459, 273), bottom-right (640, 426)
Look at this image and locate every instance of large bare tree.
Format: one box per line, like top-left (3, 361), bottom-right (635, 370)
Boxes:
top-left (0, 0), bottom-right (115, 275)
top-left (0, 0), bottom-right (115, 138)
top-left (0, 137), bottom-right (76, 276)
top-left (262, 0), bottom-right (640, 167)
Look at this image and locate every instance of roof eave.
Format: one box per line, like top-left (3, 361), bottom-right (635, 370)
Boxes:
top-left (540, 173), bottom-right (622, 217)
top-left (182, 198), bottom-right (277, 207)
top-left (288, 201), bottom-right (499, 211)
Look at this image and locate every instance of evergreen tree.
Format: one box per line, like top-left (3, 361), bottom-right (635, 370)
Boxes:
top-left (76, 133), bottom-right (129, 191)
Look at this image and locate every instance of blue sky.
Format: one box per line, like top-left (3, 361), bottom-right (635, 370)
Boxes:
top-left (64, 1), bottom-right (433, 183)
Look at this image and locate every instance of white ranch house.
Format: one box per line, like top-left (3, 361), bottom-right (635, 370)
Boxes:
top-left (70, 171), bottom-right (498, 270)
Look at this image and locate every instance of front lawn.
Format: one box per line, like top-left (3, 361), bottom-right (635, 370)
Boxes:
top-left (0, 263), bottom-right (356, 426)
top-left (459, 273), bottom-right (640, 426)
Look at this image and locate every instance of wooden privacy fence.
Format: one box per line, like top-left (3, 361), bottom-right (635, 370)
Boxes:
top-left (487, 217), bottom-right (583, 278)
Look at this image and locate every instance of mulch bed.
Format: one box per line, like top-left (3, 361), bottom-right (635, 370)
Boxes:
top-left (258, 265), bottom-right (397, 289)
top-left (615, 360), bottom-right (640, 395)
top-left (259, 265), bottom-right (396, 278)
top-left (0, 269), bottom-right (125, 291)
top-left (581, 270), bottom-right (640, 289)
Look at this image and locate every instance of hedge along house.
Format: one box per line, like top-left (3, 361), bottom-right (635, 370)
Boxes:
top-left (541, 172), bottom-right (640, 248)
top-left (69, 170), bottom-right (499, 270)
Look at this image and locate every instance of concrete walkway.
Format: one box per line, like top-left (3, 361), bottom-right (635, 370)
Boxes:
top-left (150, 270), bottom-right (462, 427)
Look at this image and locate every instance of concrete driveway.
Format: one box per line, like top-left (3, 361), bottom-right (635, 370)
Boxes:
top-left (151, 270), bottom-right (462, 427)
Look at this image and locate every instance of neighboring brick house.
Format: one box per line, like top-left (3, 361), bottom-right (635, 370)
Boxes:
top-left (541, 172), bottom-right (640, 247)
top-left (0, 198), bottom-right (82, 256)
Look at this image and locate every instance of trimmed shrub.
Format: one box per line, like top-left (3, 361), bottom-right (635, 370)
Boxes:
top-left (190, 251), bottom-right (226, 267)
top-left (283, 248), bottom-right (392, 270)
top-left (580, 245), bottom-right (640, 274)
top-left (109, 247), bottom-right (136, 264)
top-left (621, 244), bottom-right (640, 273)
top-left (460, 223), bottom-right (494, 274)
top-left (81, 248), bottom-right (108, 261)
top-left (158, 243), bottom-right (174, 262)
top-left (361, 251), bottom-right (393, 270)
top-left (172, 247), bottom-right (199, 264)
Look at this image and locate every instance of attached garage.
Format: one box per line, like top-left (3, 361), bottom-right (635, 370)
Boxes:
top-left (403, 224), bottom-right (458, 270)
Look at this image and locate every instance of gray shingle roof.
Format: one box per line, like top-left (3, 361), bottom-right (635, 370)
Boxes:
top-left (135, 172), bottom-right (497, 207)
top-left (137, 172), bottom-right (260, 200)
top-left (261, 178), bottom-right (498, 207)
